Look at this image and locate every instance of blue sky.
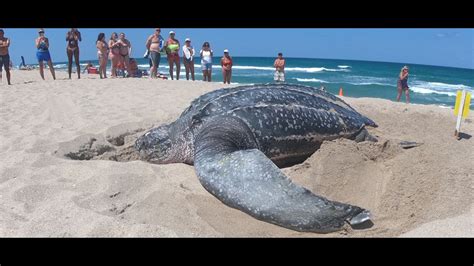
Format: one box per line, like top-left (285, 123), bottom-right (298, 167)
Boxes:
top-left (2, 28), bottom-right (473, 69)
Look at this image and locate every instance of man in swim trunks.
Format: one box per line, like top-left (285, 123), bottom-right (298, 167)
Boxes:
top-left (274, 52), bottom-right (285, 82)
top-left (0, 29), bottom-right (11, 85)
top-left (145, 28), bottom-right (164, 79)
top-left (66, 28), bottom-right (82, 79)
top-left (117, 32), bottom-right (132, 77)
top-left (164, 31), bottom-right (180, 80)
top-left (182, 38), bottom-right (195, 81)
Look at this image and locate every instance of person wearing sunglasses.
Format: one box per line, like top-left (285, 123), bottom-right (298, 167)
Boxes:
top-left (397, 65), bottom-right (410, 103)
top-left (200, 42), bottom-right (213, 82)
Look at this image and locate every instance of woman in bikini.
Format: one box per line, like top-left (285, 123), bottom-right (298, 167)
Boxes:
top-left (164, 31), bottom-right (180, 80)
top-left (96, 33), bottom-right (109, 79)
top-left (118, 32), bottom-right (131, 76)
top-left (145, 28), bottom-right (163, 79)
top-left (66, 28), bottom-right (82, 79)
top-left (108, 32), bottom-right (120, 78)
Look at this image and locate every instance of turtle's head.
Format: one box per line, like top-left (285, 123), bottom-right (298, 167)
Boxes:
top-left (135, 125), bottom-right (175, 164)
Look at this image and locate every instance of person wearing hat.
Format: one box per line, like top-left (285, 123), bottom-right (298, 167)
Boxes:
top-left (145, 28), bottom-right (164, 78)
top-left (164, 30), bottom-right (180, 80)
top-left (220, 49), bottom-right (233, 84)
top-left (35, 29), bottom-right (56, 80)
top-left (397, 65), bottom-right (410, 103)
top-left (182, 38), bottom-right (195, 81)
top-left (0, 29), bottom-right (12, 85)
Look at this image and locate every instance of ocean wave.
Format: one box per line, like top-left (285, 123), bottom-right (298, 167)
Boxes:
top-left (295, 78), bottom-right (328, 83)
top-left (343, 75), bottom-right (393, 86)
top-left (410, 86), bottom-right (457, 97)
top-left (337, 65), bottom-right (351, 69)
top-left (285, 67), bottom-right (349, 73)
top-left (347, 82), bottom-right (392, 86)
top-left (413, 81), bottom-right (472, 91)
top-left (53, 64), bottom-right (68, 69)
top-left (141, 64), bottom-right (349, 73)
top-left (409, 81), bottom-right (473, 97)
top-left (231, 66), bottom-right (275, 71)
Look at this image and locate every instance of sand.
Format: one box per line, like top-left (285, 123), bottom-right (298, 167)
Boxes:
top-left (0, 70), bottom-right (472, 237)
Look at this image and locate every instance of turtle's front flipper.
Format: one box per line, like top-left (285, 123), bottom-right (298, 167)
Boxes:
top-left (194, 116), bottom-right (372, 233)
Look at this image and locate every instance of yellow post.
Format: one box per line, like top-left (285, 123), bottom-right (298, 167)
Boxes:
top-left (454, 89), bottom-right (472, 139)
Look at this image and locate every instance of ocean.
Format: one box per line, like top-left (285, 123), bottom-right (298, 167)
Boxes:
top-left (28, 56), bottom-right (474, 109)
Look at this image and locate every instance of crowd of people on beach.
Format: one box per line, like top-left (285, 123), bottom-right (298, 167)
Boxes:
top-left (0, 28), bottom-right (289, 85)
top-left (1, 28), bottom-right (411, 103)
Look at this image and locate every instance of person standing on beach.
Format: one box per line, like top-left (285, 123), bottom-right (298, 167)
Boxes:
top-left (200, 42), bottom-right (213, 82)
top-left (397, 66), bottom-right (410, 103)
top-left (145, 28), bottom-right (164, 79)
top-left (108, 32), bottom-right (120, 78)
top-left (274, 52), bottom-right (285, 82)
top-left (117, 33), bottom-right (132, 77)
top-left (66, 28), bottom-right (82, 79)
top-left (0, 29), bottom-right (12, 85)
top-left (182, 38), bottom-right (195, 81)
top-left (164, 31), bottom-right (180, 80)
top-left (35, 29), bottom-right (56, 80)
top-left (96, 33), bottom-right (109, 79)
top-left (220, 49), bottom-right (233, 84)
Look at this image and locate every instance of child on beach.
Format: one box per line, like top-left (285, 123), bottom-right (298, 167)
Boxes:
top-left (220, 49), bottom-right (233, 84)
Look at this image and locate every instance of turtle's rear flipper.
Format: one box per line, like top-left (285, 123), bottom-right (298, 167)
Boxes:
top-left (194, 116), bottom-right (372, 233)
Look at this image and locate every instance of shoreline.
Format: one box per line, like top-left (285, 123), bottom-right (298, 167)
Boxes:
top-left (3, 69), bottom-right (467, 111)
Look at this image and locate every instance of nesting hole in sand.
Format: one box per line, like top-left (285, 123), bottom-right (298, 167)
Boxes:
top-left (64, 137), bottom-right (116, 160)
top-left (55, 123), bottom-right (150, 162)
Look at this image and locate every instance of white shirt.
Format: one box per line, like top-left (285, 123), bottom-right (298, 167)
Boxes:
top-left (183, 45), bottom-right (195, 60)
top-left (200, 49), bottom-right (213, 64)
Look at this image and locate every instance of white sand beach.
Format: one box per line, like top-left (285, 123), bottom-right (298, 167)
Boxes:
top-left (0, 70), bottom-right (472, 237)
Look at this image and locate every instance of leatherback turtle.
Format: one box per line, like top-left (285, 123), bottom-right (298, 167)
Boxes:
top-left (135, 83), bottom-right (377, 233)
